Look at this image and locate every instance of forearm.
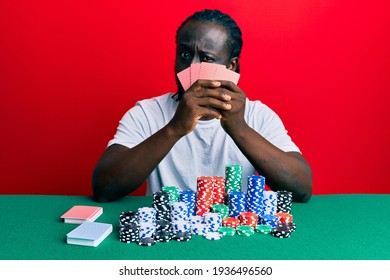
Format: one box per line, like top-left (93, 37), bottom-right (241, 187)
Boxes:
top-left (229, 124), bottom-right (312, 202)
top-left (92, 124), bottom-right (181, 202)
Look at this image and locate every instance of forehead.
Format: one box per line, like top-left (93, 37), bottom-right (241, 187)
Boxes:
top-left (176, 20), bottom-right (229, 53)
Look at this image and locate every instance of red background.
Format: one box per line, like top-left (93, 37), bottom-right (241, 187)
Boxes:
top-left (1, 0), bottom-right (389, 196)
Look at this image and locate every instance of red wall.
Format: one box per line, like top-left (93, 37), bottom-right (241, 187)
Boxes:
top-left (1, 0), bottom-right (389, 196)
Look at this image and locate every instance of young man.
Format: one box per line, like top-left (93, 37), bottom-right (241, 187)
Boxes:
top-left (92, 9), bottom-right (312, 203)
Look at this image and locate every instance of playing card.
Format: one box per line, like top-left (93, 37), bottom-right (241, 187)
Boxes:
top-left (198, 62), bottom-right (219, 80)
top-left (190, 63), bottom-right (201, 86)
top-left (214, 64), bottom-right (228, 80)
top-left (219, 68), bottom-right (240, 84)
top-left (177, 67), bottom-right (191, 91)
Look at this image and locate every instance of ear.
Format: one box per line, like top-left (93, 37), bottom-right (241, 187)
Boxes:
top-left (228, 57), bottom-right (239, 71)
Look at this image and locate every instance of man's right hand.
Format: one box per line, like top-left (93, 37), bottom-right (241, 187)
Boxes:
top-left (168, 80), bottom-right (232, 136)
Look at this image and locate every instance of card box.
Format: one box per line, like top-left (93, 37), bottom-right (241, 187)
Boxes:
top-left (61, 205), bottom-right (103, 224)
top-left (66, 221), bottom-right (112, 247)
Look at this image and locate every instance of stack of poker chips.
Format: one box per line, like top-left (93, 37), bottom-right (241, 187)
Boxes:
top-left (162, 186), bottom-right (179, 204)
top-left (118, 211), bottom-right (139, 243)
top-left (179, 190), bottom-right (196, 217)
top-left (225, 164), bottom-right (242, 194)
top-left (212, 176), bottom-right (225, 205)
top-left (262, 190), bottom-right (277, 215)
top-left (218, 226), bottom-right (236, 236)
top-left (152, 191), bottom-right (172, 222)
top-left (239, 212), bottom-right (258, 228)
top-left (255, 224), bottom-right (272, 234)
top-left (276, 212), bottom-right (293, 223)
top-left (271, 222), bottom-right (297, 238)
top-left (228, 191), bottom-right (246, 218)
top-left (276, 190), bottom-right (293, 213)
top-left (246, 175), bottom-right (265, 217)
top-left (203, 212), bottom-right (222, 232)
top-left (222, 217), bottom-right (240, 228)
top-left (137, 207), bottom-right (157, 246)
top-left (171, 202), bottom-right (192, 241)
top-left (155, 219), bottom-right (173, 242)
top-left (260, 214), bottom-right (279, 227)
top-left (190, 215), bottom-right (208, 236)
top-left (118, 162), bottom-right (300, 244)
top-left (210, 204), bottom-right (229, 219)
top-left (196, 176), bottom-right (214, 216)
top-left (236, 225), bottom-right (255, 236)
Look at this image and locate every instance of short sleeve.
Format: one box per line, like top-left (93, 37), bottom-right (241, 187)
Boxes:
top-left (246, 100), bottom-right (301, 153)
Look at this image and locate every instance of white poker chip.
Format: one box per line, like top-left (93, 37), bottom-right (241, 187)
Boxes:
top-left (204, 232), bottom-right (222, 241)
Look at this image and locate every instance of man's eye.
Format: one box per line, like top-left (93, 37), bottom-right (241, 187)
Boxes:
top-left (202, 56), bottom-right (214, 62)
top-left (180, 52), bottom-right (191, 59)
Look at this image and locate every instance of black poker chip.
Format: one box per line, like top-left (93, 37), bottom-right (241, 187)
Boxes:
top-left (173, 231), bottom-right (192, 242)
top-left (138, 237), bottom-right (156, 246)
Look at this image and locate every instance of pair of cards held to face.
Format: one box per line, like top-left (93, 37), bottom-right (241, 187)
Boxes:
top-left (177, 62), bottom-right (240, 91)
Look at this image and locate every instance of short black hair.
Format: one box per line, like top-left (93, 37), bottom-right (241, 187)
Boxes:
top-left (176, 9), bottom-right (243, 73)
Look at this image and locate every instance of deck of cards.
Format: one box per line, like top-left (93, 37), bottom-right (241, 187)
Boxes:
top-left (177, 62), bottom-right (240, 91)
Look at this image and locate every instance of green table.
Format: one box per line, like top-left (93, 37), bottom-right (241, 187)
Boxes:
top-left (0, 194), bottom-right (389, 260)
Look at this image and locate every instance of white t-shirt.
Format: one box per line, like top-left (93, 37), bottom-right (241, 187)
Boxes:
top-left (108, 93), bottom-right (300, 195)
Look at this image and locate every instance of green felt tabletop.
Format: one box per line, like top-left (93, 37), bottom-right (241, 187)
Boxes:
top-left (0, 194), bottom-right (389, 260)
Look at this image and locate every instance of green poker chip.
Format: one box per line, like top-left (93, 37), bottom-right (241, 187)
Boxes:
top-left (219, 226), bottom-right (236, 236)
top-left (225, 164), bottom-right (242, 193)
top-left (236, 225), bottom-right (255, 236)
top-left (162, 186), bottom-right (179, 204)
top-left (255, 224), bottom-right (272, 234)
top-left (211, 204), bottom-right (229, 219)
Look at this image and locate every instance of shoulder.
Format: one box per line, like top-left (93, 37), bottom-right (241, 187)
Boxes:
top-left (135, 93), bottom-right (176, 108)
top-left (126, 93), bottom-right (177, 117)
top-left (245, 99), bottom-right (282, 125)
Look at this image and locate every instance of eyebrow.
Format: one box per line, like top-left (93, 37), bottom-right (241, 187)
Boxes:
top-left (177, 43), bottom-right (219, 57)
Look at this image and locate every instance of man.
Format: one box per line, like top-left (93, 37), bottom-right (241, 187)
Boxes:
top-left (92, 9), bottom-right (312, 203)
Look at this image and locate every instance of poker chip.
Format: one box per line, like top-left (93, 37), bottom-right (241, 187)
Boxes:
top-left (119, 211), bottom-right (139, 226)
top-left (162, 186), bottom-right (180, 204)
top-left (119, 225), bottom-right (139, 243)
top-left (118, 169), bottom-right (299, 247)
top-left (255, 224), bottom-right (272, 234)
top-left (196, 176), bottom-right (214, 216)
top-left (212, 176), bottom-right (226, 205)
top-left (179, 190), bottom-right (196, 217)
top-left (204, 212), bottom-right (222, 232)
top-left (211, 204), bottom-right (229, 219)
top-left (222, 217), bottom-right (240, 228)
top-left (239, 212), bottom-right (258, 228)
top-left (229, 191), bottom-right (246, 218)
top-left (204, 231), bottom-right (223, 241)
top-left (263, 190), bottom-right (277, 215)
top-left (261, 214), bottom-right (279, 227)
top-left (225, 164), bottom-right (242, 194)
top-left (219, 226), bottom-right (236, 236)
top-left (153, 191), bottom-right (172, 221)
top-left (173, 230), bottom-right (192, 242)
top-left (236, 225), bottom-right (255, 236)
top-left (246, 175), bottom-right (265, 217)
top-left (276, 191), bottom-right (293, 213)
top-left (138, 237), bottom-right (156, 246)
top-left (270, 222), bottom-right (296, 238)
top-left (276, 212), bottom-right (293, 223)
top-left (191, 223), bottom-right (208, 236)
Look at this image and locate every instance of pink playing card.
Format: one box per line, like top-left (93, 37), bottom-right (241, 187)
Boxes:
top-left (190, 63), bottom-right (201, 86)
top-left (177, 67), bottom-right (191, 91)
top-left (214, 64), bottom-right (228, 80)
top-left (198, 62), bottom-right (219, 80)
top-left (220, 68), bottom-right (240, 84)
